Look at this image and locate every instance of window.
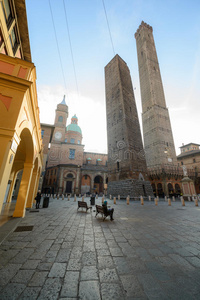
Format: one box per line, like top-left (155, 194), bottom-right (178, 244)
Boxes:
top-left (181, 162), bottom-right (183, 165)
top-left (9, 25), bottom-right (19, 54)
top-left (78, 140), bottom-right (80, 144)
top-left (58, 116), bottom-right (63, 122)
top-left (70, 138), bottom-right (75, 144)
top-left (41, 130), bottom-right (44, 139)
top-left (117, 161), bottom-right (120, 171)
top-left (193, 158), bottom-right (196, 163)
top-left (69, 149), bottom-right (75, 159)
top-left (65, 138), bottom-right (67, 143)
top-left (2, 0), bottom-right (12, 25)
top-left (54, 169), bottom-right (57, 175)
top-left (85, 175), bottom-right (88, 179)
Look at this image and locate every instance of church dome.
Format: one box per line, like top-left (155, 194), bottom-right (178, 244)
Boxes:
top-left (66, 123), bottom-right (82, 134)
top-left (66, 114), bottom-right (82, 134)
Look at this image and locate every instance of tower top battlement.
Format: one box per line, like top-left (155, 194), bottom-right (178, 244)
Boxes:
top-left (135, 21), bottom-right (153, 38)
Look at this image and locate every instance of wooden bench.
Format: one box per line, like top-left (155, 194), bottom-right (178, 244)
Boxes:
top-left (95, 205), bottom-right (110, 221)
top-left (77, 201), bottom-right (91, 212)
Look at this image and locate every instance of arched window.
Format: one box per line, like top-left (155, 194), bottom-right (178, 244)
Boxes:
top-left (58, 116), bottom-right (63, 122)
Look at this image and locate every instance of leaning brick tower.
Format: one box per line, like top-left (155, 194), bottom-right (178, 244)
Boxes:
top-left (105, 54), bottom-right (153, 198)
top-left (135, 22), bottom-right (177, 168)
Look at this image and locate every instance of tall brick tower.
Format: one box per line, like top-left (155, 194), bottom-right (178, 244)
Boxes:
top-left (135, 21), bottom-right (177, 168)
top-left (105, 54), bottom-right (153, 198)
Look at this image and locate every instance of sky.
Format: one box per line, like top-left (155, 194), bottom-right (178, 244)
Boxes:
top-left (26, 0), bottom-right (200, 155)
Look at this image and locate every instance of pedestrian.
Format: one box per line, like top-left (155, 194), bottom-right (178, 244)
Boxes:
top-left (35, 190), bottom-right (41, 209)
top-left (102, 200), bottom-right (114, 221)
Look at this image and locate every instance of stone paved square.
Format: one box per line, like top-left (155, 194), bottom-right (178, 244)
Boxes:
top-left (1, 197), bottom-right (200, 299)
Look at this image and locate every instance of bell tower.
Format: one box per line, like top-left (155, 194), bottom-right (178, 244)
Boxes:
top-left (135, 22), bottom-right (177, 168)
top-left (53, 95), bottom-right (68, 143)
top-left (105, 54), bottom-right (153, 198)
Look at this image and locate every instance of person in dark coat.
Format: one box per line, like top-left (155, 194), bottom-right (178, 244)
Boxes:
top-left (102, 200), bottom-right (114, 221)
top-left (35, 190), bottom-right (41, 209)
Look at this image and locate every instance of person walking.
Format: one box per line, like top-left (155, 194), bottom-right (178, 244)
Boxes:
top-left (35, 190), bottom-right (41, 209)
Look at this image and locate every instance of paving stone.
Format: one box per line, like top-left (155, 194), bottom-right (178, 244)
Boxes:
top-left (79, 281), bottom-right (100, 300)
top-left (99, 268), bottom-right (118, 282)
top-left (18, 286), bottom-right (41, 300)
top-left (97, 248), bottom-right (110, 256)
top-left (48, 262), bottom-right (67, 277)
top-left (82, 251), bottom-right (97, 266)
top-left (37, 278), bottom-right (62, 300)
top-left (81, 266), bottom-right (98, 281)
top-left (98, 256), bottom-right (114, 269)
top-left (113, 257), bottom-right (132, 274)
top-left (0, 263), bottom-right (21, 286)
top-left (0, 283), bottom-right (26, 299)
top-left (101, 283), bottom-right (125, 300)
top-left (110, 247), bottom-right (124, 257)
top-left (60, 271), bottom-right (79, 298)
top-left (21, 259), bottom-right (40, 270)
top-left (120, 274), bottom-right (146, 298)
top-left (11, 269), bottom-right (34, 284)
top-left (67, 258), bottom-right (81, 270)
top-left (56, 249), bottom-right (71, 262)
top-left (28, 271), bottom-right (48, 286)
top-left (37, 262), bottom-right (53, 271)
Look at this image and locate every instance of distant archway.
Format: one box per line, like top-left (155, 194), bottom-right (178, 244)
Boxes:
top-left (94, 175), bottom-right (103, 194)
top-left (157, 183), bottom-right (164, 197)
top-left (168, 183), bottom-right (174, 196)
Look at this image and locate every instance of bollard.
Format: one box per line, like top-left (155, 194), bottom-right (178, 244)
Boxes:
top-left (110, 195), bottom-right (112, 200)
top-left (181, 196), bottom-right (185, 206)
top-left (79, 194), bottom-right (81, 198)
top-left (68, 195), bottom-right (70, 201)
top-left (165, 196), bottom-right (167, 202)
top-left (53, 194), bottom-right (56, 199)
top-left (62, 194), bottom-right (64, 200)
top-left (127, 195), bottom-right (130, 205)
top-left (155, 197), bottom-right (158, 206)
top-left (96, 194), bottom-right (98, 199)
top-left (188, 196), bottom-right (191, 202)
top-left (114, 197), bottom-right (116, 204)
top-left (82, 196), bottom-right (84, 202)
top-left (149, 196), bottom-right (151, 201)
top-left (102, 196), bottom-right (104, 204)
top-left (157, 196), bottom-right (159, 202)
top-left (118, 195), bottom-right (120, 200)
top-left (168, 198), bottom-right (171, 206)
top-left (172, 196), bottom-right (175, 202)
top-left (74, 194), bottom-right (77, 202)
top-left (195, 198), bottom-right (198, 207)
top-left (57, 194), bottom-right (59, 200)
top-left (140, 196), bottom-right (144, 205)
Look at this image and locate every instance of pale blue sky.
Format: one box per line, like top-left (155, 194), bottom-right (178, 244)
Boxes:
top-left (26, 0), bottom-right (200, 154)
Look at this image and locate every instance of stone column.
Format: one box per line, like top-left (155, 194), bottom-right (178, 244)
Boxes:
top-left (75, 167), bottom-right (81, 194)
top-left (59, 167), bottom-right (64, 194)
top-left (13, 163), bottom-right (34, 218)
top-left (26, 169), bottom-right (38, 208)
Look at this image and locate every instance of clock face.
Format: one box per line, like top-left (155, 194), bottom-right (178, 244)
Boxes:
top-left (55, 131), bottom-right (62, 140)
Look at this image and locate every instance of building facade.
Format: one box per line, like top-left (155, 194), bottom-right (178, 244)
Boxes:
top-left (105, 55), bottom-right (153, 198)
top-left (0, 0), bottom-right (43, 217)
top-left (41, 97), bottom-right (108, 196)
top-left (177, 143), bottom-right (200, 194)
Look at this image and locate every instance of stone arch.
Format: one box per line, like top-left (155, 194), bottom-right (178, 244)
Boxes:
top-left (94, 175), bottom-right (103, 194)
top-left (175, 183), bottom-right (181, 196)
top-left (64, 171), bottom-right (76, 194)
top-left (81, 174), bottom-right (91, 195)
top-left (168, 183), bottom-right (174, 196)
top-left (151, 183), bottom-right (156, 196)
top-left (12, 128), bottom-right (34, 217)
top-left (157, 183), bottom-right (164, 197)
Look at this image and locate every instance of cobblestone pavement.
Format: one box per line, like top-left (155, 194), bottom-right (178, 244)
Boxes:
top-left (0, 197), bottom-right (200, 299)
